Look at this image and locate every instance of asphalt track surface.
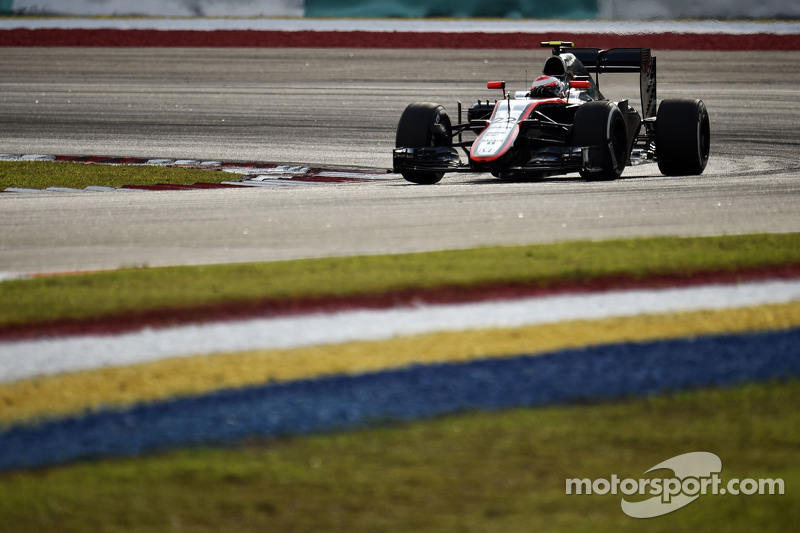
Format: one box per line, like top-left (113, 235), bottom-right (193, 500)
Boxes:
top-left (1, 48), bottom-right (799, 274)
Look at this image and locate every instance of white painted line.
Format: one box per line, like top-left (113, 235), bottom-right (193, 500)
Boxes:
top-left (1, 279), bottom-right (799, 383)
top-left (227, 179), bottom-right (309, 186)
top-left (315, 171), bottom-right (390, 180)
top-left (257, 165), bottom-right (310, 175)
top-left (3, 187), bottom-right (48, 193)
top-left (19, 154), bottom-right (56, 161)
top-left (220, 167), bottom-right (272, 175)
top-left (45, 187), bottom-right (85, 192)
top-left (0, 272), bottom-right (29, 282)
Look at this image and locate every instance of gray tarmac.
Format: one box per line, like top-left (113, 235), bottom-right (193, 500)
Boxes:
top-left (1, 48), bottom-right (798, 273)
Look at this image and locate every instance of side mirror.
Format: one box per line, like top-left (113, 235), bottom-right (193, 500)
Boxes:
top-left (487, 81), bottom-right (506, 91)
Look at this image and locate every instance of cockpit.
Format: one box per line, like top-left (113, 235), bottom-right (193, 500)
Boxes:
top-left (535, 52), bottom-right (600, 102)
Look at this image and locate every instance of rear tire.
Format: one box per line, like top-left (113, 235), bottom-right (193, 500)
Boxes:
top-left (656, 98), bottom-right (710, 176)
top-left (395, 102), bottom-right (451, 185)
top-left (571, 101), bottom-right (628, 181)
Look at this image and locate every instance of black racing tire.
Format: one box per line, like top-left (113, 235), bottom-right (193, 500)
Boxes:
top-left (571, 101), bottom-right (628, 181)
top-left (656, 98), bottom-right (710, 176)
top-left (395, 102), bottom-right (451, 185)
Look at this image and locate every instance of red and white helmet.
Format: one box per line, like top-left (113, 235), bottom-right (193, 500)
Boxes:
top-left (530, 76), bottom-right (565, 99)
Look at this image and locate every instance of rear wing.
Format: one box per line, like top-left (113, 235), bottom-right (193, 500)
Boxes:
top-left (572, 48), bottom-right (657, 118)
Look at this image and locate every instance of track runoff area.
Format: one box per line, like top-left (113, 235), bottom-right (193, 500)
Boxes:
top-left (2, 17), bottom-right (800, 486)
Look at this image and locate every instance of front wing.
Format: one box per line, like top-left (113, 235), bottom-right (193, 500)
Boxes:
top-left (392, 145), bottom-right (610, 176)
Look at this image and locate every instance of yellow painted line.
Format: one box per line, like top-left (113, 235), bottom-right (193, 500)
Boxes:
top-left (2, 302), bottom-right (799, 427)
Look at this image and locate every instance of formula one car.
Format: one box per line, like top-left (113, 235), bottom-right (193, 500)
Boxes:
top-left (393, 41), bottom-right (710, 184)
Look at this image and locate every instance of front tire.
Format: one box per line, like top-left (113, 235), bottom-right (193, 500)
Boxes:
top-left (571, 101), bottom-right (628, 181)
top-left (656, 98), bottom-right (710, 176)
top-left (395, 102), bottom-right (451, 184)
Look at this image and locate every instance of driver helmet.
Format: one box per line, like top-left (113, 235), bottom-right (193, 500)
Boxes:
top-left (530, 75), bottom-right (565, 99)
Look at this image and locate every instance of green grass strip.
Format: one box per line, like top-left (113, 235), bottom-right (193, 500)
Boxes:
top-left (0, 379), bottom-right (796, 532)
top-left (2, 232), bottom-right (799, 327)
top-left (0, 161), bottom-right (232, 190)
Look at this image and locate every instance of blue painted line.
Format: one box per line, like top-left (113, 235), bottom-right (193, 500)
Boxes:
top-left (1, 328), bottom-right (798, 471)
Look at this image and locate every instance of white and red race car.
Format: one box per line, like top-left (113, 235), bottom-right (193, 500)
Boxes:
top-left (393, 41), bottom-right (710, 184)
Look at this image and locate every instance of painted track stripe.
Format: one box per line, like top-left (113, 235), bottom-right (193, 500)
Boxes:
top-left (2, 302), bottom-right (799, 428)
top-left (2, 19), bottom-right (797, 35)
top-left (3, 279), bottom-right (799, 384)
top-left (1, 28), bottom-right (799, 50)
top-left (5, 263), bottom-right (799, 339)
top-left (1, 327), bottom-right (797, 471)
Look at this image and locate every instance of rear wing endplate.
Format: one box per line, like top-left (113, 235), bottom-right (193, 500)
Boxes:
top-left (572, 48), bottom-right (657, 118)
